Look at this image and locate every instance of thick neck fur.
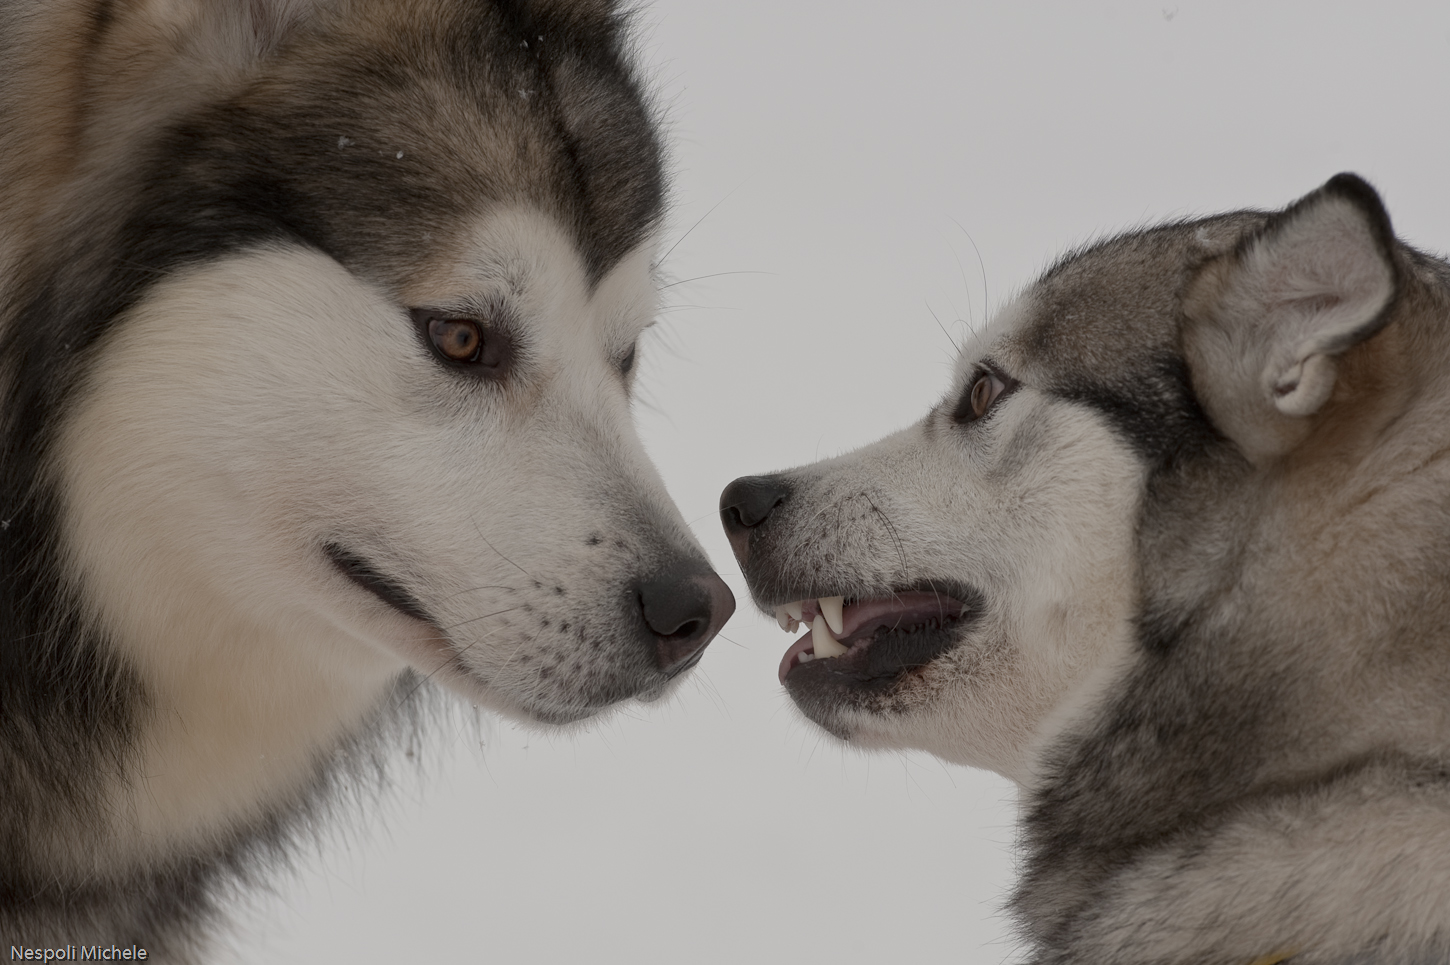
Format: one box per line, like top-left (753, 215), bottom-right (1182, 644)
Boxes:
top-left (1014, 250), bottom-right (1450, 958)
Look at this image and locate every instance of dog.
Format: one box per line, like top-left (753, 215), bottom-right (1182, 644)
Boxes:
top-left (0, 0), bottom-right (734, 958)
top-left (721, 174), bottom-right (1450, 963)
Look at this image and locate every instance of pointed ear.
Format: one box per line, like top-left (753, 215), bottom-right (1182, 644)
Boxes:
top-left (1182, 174), bottom-right (1399, 462)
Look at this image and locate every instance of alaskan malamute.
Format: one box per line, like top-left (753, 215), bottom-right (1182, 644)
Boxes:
top-left (723, 175), bottom-right (1450, 963)
top-left (0, 0), bottom-right (733, 958)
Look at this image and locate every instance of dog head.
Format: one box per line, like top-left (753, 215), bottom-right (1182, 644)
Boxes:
top-left (722, 175), bottom-right (1431, 784)
top-left (2, 0), bottom-right (732, 750)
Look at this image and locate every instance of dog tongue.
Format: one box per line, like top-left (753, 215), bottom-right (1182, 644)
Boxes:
top-left (836, 592), bottom-right (962, 641)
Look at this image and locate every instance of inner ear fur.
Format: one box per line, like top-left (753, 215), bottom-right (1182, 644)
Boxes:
top-left (1182, 173), bottom-right (1399, 463)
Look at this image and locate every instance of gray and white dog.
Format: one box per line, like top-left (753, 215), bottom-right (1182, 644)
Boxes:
top-left (722, 175), bottom-right (1450, 963)
top-left (0, 0), bottom-right (733, 958)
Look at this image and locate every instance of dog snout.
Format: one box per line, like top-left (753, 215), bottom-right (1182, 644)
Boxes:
top-left (639, 568), bottom-right (736, 675)
top-left (719, 474), bottom-right (791, 562)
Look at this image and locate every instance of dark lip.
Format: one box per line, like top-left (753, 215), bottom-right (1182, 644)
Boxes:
top-left (779, 580), bottom-right (984, 690)
top-left (323, 542), bottom-right (435, 625)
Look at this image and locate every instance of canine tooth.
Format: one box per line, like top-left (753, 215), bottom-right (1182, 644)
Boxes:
top-left (785, 600), bottom-right (804, 622)
top-left (820, 596), bottom-right (844, 635)
top-left (812, 615), bottom-right (848, 659)
top-left (775, 606), bottom-right (791, 631)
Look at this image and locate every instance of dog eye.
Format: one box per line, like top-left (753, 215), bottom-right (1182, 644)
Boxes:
top-left (430, 318), bottom-right (482, 361)
top-left (412, 310), bottom-right (512, 375)
top-left (953, 370), bottom-right (1013, 424)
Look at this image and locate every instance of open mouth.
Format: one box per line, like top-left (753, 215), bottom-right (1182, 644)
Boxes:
top-left (772, 583), bottom-right (978, 685)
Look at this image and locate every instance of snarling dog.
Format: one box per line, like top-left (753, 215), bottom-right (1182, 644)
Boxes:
top-left (722, 175), bottom-right (1450, 963)
top-left (0, 0), bottom-right (733, 957)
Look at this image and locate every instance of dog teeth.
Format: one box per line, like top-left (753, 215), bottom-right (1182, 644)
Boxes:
top-left (819, 596), bottom-right (844, 635)
top-left (811, 615), bottom-right (848, 658)
top-left (774, 599), bottom-right (847, 662)
top-left (776, 597), bottom-right (844, 645)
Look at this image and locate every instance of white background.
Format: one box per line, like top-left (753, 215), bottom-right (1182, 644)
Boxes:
top-left (232, 2), bottom-right (1450, 962)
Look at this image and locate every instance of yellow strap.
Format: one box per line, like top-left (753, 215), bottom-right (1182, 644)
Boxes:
top-left (1247, 952), bottom-right (1297, 965)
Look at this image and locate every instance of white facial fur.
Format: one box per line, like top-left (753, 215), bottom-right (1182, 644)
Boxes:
top-left (54, 207), bottom-right (701, 866)
top-left (762, 299), bottom-right (1145, 785)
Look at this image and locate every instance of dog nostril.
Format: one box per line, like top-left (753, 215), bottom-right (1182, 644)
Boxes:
top-left (639, 570), bottom-right (736, 675)
top-left (642, 600), bottom-right (700, 639)
top-left (722, 505), bottom-right (748, 534)
top-left (719, 475), bottom-right (790, 535)
top-left (659, 618), bottom-right (703, 641)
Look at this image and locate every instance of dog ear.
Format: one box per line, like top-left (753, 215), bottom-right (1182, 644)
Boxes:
top-left (1182, 174), bottom-right (1398, 462)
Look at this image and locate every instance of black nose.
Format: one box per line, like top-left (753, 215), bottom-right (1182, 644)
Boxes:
top-left (719, 475), bottom-right (790, 561)
top-left (639, 568), bottom-right (736, 676)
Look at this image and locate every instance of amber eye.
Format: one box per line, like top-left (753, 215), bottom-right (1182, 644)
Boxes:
top-left (430, 318), bottom-right (482, 362)
top-left (974, 375), bottom-right (997, 415)
top-left (952, 368), bottom-right (1016, 424)
top-left (411, 308), bottom-right (513, 375)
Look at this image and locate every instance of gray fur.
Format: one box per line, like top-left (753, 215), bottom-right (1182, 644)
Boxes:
top-left (724, 175), bottom-right (1450, 962)
top-left (0, 0), bottom-right (725, 959)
